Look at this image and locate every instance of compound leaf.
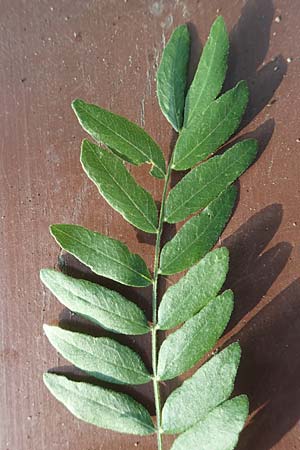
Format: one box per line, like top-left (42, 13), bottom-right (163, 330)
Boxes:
top-left (50, 224), bottom-right (152, 287)
top-left (72, 99), bottom-right (166, 178)
top-left (172, 80), bottom-right (249, 170)
top-left (162, 343), bottom-right (241, 433)
top-left (158, 247), bottom-right (229, 330)
top-left (171, 396), bottom-right (249, 450)
top-left (165, 139), bottom-right (257, 223)
top-left (44, 326), bottom-right (151, 385)
top-left (184, 16), bottom-right (229, 126)
top-left (157, 290), bottom-right (234, 380)
top-left (44, 373), bottom-right (155, 435)
top-left (157, 24), bottom-right (190, 131)
top-left (43, 18), bottom-right (252, 450)
top-left (81, 139), bottom-right (158, 233)
top-left (159, 186), bottom-right (236, 275)
top-left (40, 269), bottom-right (149, 335)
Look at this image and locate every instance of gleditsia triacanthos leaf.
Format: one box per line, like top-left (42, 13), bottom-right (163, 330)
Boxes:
top-left (43, 373), bottom-right (155, 435)
top-left (184, 16), bottom-right (229, 126)
top-left (170, 396), bottom-right (249, 450)
top-left (72, 99), bottom-right (166, 179)
top-left (165, 139), bottom-right (258, 223)
top-left (158, 247), bottom-right (229, 330)
top-left (40, 269), bottom-right (149, 335)
top-left (157, 290), bottom-right (234, 381)
top-left (172, 80), bottom-right (249, 170)
top-left (156, 24), bottom-right (190, 131)
top-left (43, 325), bottom-right (151, 385)
top-left (50, 224), bottom-right (152, 287)
top-left (162, 343), bottom-right (241, 433)
top-left (81, 139), bottom-right (158, 233)
top-left (159, 185), bottom-right (237, 275)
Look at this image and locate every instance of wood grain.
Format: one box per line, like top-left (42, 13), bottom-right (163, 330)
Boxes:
top-left (1, 1), bottom-right (300, 449)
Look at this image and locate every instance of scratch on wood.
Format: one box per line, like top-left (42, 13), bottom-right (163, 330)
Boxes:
top-left (71, 177), bottom-right (92, 222)
top-left (140, 97), bottom-right (145, 127)
top-left (146, 57), bottom-right (152, 96)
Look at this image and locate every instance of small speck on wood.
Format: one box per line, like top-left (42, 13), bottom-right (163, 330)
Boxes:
top-left (73, 31), bottom-right (82, 41)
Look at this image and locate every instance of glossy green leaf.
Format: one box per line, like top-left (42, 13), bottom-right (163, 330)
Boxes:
top-left (44, 326), bottom-right (151, 385)
top-left (81, 139), bottom-right (158, 233)
top-left (162, 343), bottom-right (241, 433)
top-left (184, 16), bottom-right (229, 126)
top-left (159, 186), bottom-right (236, 275)
top-left (50, 224), bottom-right (152, 287)
top-left (166, 139), bottom-right (257, 223)
top-left (44, 373), bottom-right (155, 435)
top-left (157, 290), bottom-right (234, 380)
top-left (158, 247), bottom-right (229, 330)
top-left (72, 99), bottom-right (166, 178)
top-left (171, 396), bottom-right (249, 450)
top-left (157, 24), bottom-right (190, 131)
top-left (40, 269), bottom-right (149, 335)
top-left (173, 80), bottom-right (249, 170)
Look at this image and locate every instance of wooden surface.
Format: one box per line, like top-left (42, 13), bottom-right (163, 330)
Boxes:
top-left (1, 0), bottom-right (300, 449)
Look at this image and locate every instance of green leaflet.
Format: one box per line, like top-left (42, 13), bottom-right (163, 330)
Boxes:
top-left (50, 224), bottom-right (152, 287)
top-left (158, 247), bottom-right (229, 330)
top-left (171, 396), bottom-right (249, 450)
top-left (72, 99), bottom-right (166, 179)
top-left (44, 326), bottom-right (151, 385)
top-left (162, 343), bottom-right (241, 433)
top-left (40, 269), bottom-right (149, 335)
top-left (43, 373), bottom-right (155, 435)
top-left (172, 80), bottom-right (249, 170)
top-left (165, 139), bottom-right (258, 223)
top-left (157, 24), bottom-right (190, 131)
top-left (184, 16), bottom-right (229, 126)
top-left (157, 290), bottom-right (234, 381)
top-left (159, 186), bottom-right (236, 275)
top-left (81, 139), bottom-right (158, 233)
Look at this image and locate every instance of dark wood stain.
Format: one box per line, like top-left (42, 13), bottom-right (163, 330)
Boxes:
top-left (1, 1), bottom-right (300, 449)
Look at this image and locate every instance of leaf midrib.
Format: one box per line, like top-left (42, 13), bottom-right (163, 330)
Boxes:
top-left (185, 24), bottom-right (222, 126)
top-left (53, 227), bottom-right (152, 283)
top-left (78, 103), bottom-right (165, 178)
top-left (160, 299), bottom-right (224, 378)
top-left (175, 91), bottom-right (240, 168)
top-left (168, 152), bottom-right (244, 220)
top-left (86, 143), bottom-right (157, 232)
top-left (58, 285), bottom-right (147, 330)
top-left (161, 290), bottom-right (215, 329)
top-left (54, 381), bottom-right (154, 431)
top-left (161, 206), bottom-right (225, 273)
top-left (52, 333), bottom-right (150, 379)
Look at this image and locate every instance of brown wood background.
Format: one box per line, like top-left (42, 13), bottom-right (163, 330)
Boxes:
top-left (1, 0), bottom-right (300, 449)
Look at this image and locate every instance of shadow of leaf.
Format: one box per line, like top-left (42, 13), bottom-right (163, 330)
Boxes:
top-left (223, 204), bottom-right (292, 328)
top-left (233, 280), bottom-right (300, 450)
top-left (224, 0), bottom-right (287, 127)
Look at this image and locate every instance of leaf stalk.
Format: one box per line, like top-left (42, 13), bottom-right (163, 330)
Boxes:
top-left (152, 156), bottom-right (174, 450)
